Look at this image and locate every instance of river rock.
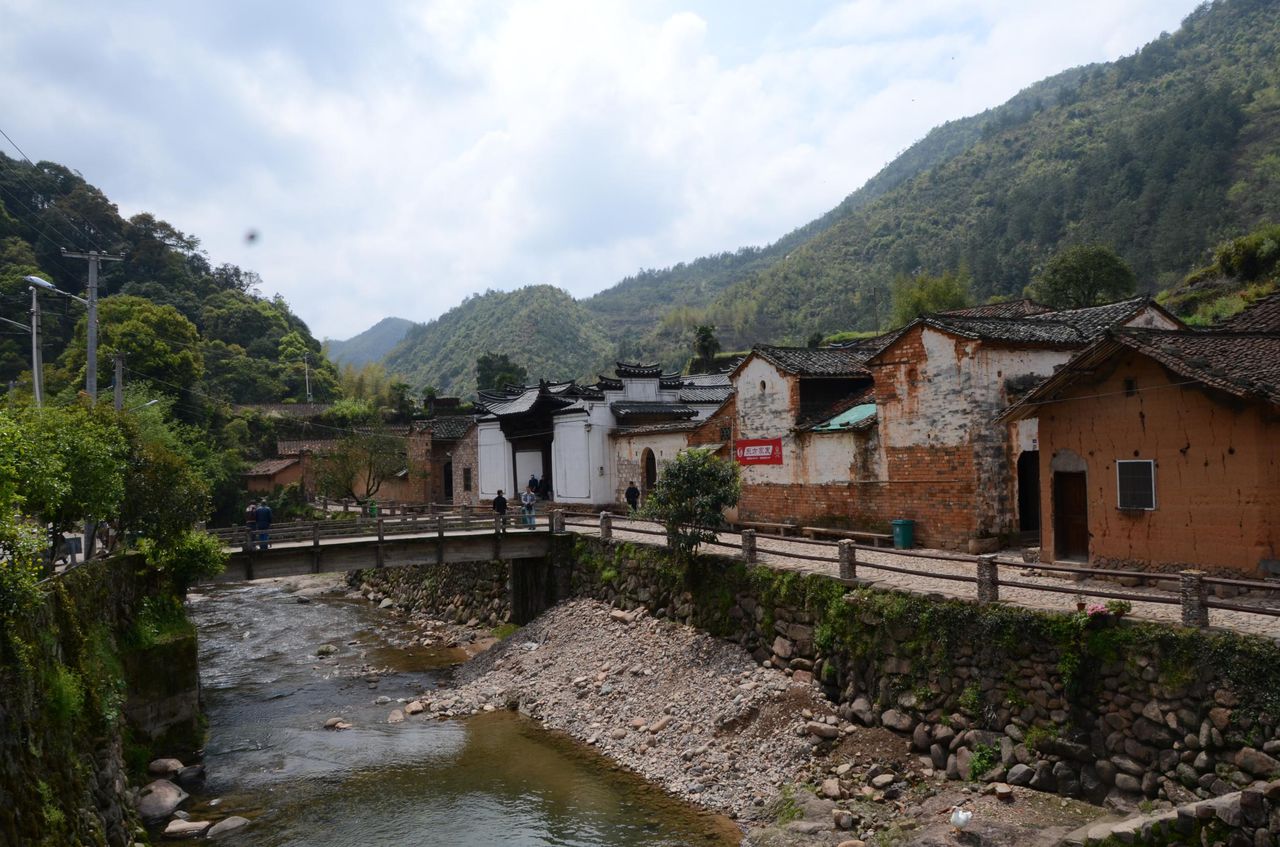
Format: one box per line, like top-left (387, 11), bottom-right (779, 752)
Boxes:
top-left (163, 818), bottom-right (211, 839)
top-left (208, 816), bottom-right (250, 839)
top-left (378, 598), bottom-right (395, 609)
top-left (316, 644), bottom-right (337, 656)
top-left (147, 757), bottom-right (184, 779)
top-left (880, 709), bottom-right (914, 732)
top-left (821, 778), bottom-right (841, 799)
top-left (405, 700), bottom-right (425, 715)
top-left (137, 779), bottom-right (188, 822)
top-left (806, 721), bottom-right (839, 739)
top-left (1007, 764), bottom-right (1034, 786)
top-left (1236, 747), bottom-right (1280, 777)
top-left (175, 765), bottom-right (206, 789)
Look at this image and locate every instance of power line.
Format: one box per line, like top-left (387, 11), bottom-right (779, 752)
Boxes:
top-left (0, 124), bottom-right (107, 251)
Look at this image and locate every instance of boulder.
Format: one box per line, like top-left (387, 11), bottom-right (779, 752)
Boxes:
top-left (806, 721), bottom-right (839, 740)
top-left (208, 816), bottom-right (251, 839)
top-left (137, 779), bottom-right (188, 823)
top-left (175, 765), bottom-right (206, 789)
top-left (880, 709), bottom-right (915, 732)
top-left (163, 819), bottom-right (211, 839)
top-left (1007, 764), bottom-right (1034, 786)
top-left (821, 778), bottom-right (842, 799)
top-left (147, 758), bottom-right (184, 777)
top-left (1236, 747), bottom-right (1280, 778)
top-left (911, 723), bottom-right (931, 752)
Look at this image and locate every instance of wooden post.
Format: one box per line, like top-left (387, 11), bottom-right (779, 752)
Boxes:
top-left (551, 509), bottom-right (565, 534)
top-left (741, 528), bottom-right (757, 563)
top-left (242, 525), bottom-right (253, 553)
top-left (462, 504), bottom-right (472, 529)
top-left (377, 518), bottom-right (385, 543)
top-left (1180, 569), bottom-right (1209, 628)
top-left (977, 555), bottom-right (999, 604)
top-left (838, 540), bottom-right (856, 581)
top-left (311, 521), bottom-right (321, 574)
top-left (599, 511), bottom-right (612, 541)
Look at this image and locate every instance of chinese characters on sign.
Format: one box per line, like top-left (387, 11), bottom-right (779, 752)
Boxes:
top-left (735, 438), bottom-right (783, 465)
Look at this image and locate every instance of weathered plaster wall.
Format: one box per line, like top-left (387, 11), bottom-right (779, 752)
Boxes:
top-left (611, 431), bottom-right (688, 505)
top-left (1037, 353), bottom-right (1280, 576)
top-left (451, 426), bottom-right (478, 507)
top-left (734, 356), bottom-right (799, 486)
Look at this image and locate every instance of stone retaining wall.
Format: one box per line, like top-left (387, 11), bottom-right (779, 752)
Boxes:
top-left (350, 560), bottom-right (512, 626)
top-left (568, 539), bottom-right (1280, 817)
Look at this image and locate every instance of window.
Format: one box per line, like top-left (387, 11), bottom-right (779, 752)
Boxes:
top-left (1116, 460), bottom-right (1155, 510)
top-left (719, 425), bottom-right (731, 440)
top-left (462, 468), bottom-right (473, 492)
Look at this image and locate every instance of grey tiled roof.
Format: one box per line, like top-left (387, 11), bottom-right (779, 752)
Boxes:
top-left (244, 457), bottom-right (299, 476)
top-left (678, 386), bottom-right (733, 404)
top-left (615, 362), bottom-right (664, 378)
top-left (752, 345), bottom-right (873, 377)
top-left (1221, 293), bottom-right (1280, 332)
top-left (1116, 329), bottom-right (1280, 406)
top-left (1023, 296), bottom-right (1152, 337)
top-left (610, 402), bottom-right (699, 419)
top-left (919, 297), bottom-right (1160, 348)
top-left (429, 416), bottom-right (473, 440)
top-left (941, 299), bottom-right (1053, 318)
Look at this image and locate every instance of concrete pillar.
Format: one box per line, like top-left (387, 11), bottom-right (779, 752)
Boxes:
top-left (1180, 569), bottom-right (1209, 628)
top-left (838, 540), bottom-right (856, 581)
top-left (461, 504), bottom-right (472, 529)
top-left (551, 509), bottom-right (565, 534)
top-left (742, 528), bottom-right (757, 563)
top-left (600, 511), bottom-right (613, 541)
top-left (976, 554), bottom-right (999, 604)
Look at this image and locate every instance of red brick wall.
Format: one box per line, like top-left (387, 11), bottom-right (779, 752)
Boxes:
top-left (1037, 353), bottom-right (1280, 576)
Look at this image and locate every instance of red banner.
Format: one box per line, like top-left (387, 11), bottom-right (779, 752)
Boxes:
top-left (735, 438), bottom-right (783, 465)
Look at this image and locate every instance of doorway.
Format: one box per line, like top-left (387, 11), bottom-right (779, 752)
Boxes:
top-left (443, 461), bottom-right (453, 502)
top-left (642, 449), bottom-right (657, 494)
top-left (1017, 451), bottom-right (1040, 533)
top-left (1052, 471), bottom-right (1089, 560)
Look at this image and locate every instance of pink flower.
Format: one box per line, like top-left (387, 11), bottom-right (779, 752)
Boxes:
top-left (1086, 604), bottom-right (1107, 616)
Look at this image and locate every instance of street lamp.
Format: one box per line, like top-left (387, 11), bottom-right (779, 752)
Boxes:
top-left (24, 275), bottom-right (92, 405)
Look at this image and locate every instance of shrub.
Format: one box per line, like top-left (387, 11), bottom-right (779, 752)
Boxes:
top-left (137, 530), bottom-right (227, 593)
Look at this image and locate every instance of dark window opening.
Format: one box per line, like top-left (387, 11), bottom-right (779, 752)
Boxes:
top-left (1116, 460), bottom-right (1155, 510)
top-left (462, 468), bottom-right (473, 492)
top-left (719, 425), bottom-right (731, 440)
top-left (1123, 378), bottom-right (1136, 397)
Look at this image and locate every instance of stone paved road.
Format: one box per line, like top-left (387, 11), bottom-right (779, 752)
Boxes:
top-left (569, 517), bottom-right (1280, 640)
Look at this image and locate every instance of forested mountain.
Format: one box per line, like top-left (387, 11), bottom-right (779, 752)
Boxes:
top-left (382, 286), bottom-right (616, 396)
top-left (325, 317), bottom-right (416, 368)
top-left (384, 0), bottom-right (1280, 387)
top-left (0, 153), bottom-right (340, 410)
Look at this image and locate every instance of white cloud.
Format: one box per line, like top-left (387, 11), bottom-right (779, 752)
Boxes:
top-left (0, 0), bottom-right (1202, 338)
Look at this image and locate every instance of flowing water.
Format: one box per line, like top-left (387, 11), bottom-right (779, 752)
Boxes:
top-left (185, 580), bottom-right (741, 847)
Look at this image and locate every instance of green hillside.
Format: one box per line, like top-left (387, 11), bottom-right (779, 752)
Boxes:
top-left (690, 0), bottom-right (1280, 348)
top-left (0, 154), bottom-right (339, 410)
top-left (325, 316), bottom-right (417, 368)
top-left (382, 285), bottom-right (616, 396)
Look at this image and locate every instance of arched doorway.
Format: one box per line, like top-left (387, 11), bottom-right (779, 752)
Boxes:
top-left (642, 448), bottom-right (657, 494)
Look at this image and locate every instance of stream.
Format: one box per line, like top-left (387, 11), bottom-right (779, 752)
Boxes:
top-left (184, 578), bottom-right (741, 846)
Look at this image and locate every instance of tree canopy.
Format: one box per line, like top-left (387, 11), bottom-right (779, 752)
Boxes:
top-left (475, 352), bottom-right (528, 392)
top-left (640, 449), bottom-right (740, 560)
top-left (890, 270), bottom-right (973, 328)
top-left (1027, 245), bottom-right (1137, 309)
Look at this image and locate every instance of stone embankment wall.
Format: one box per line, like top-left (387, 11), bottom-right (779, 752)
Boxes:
top-left (0, 555), bottom-right (202, 847)
top-left (567, 540), bottom-right (1280, 812)
top-left (350, 560), bottom-right (512, 626)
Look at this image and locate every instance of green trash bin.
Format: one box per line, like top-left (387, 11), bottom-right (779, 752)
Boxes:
top-left (891, 519), bottom-right (915, 549)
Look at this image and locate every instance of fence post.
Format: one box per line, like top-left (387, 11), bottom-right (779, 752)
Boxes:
top-left (462, 504), bottom-right (472, 529)
top-left (242, 525), bottom-right (252, 552)
top-left (552, 509), bottom-right (565, 534)
top-left (741, 528), bottom-right (757, 563)
top-left (1180, 569), bottom-right (1209, 628)
top-left (976, 555), bottom-right (999, 604)
top-left (377, 518), bottom-right (385, 543)
top-left (312, 522), bottom-right (320, 547)
top-left (838, 540), bottom-right (856, 581)
top-left (599, 511), bottom-right (613, 541)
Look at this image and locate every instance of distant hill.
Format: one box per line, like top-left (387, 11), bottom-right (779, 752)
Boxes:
top-left (325, 317), bottom-right (416, 368)
top-left (382, 286), bottom-right (616, 396)
top-left (382, 0), bottom-right (1280, 387)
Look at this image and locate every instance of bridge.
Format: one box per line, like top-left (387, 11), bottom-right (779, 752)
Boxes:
top-left (207, 509), bottom-right (1280, 636)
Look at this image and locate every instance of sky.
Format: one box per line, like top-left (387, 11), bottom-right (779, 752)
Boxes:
top-left (0, 0), bottom-right (1203, 340)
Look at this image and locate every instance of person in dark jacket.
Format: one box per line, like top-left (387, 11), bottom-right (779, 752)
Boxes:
top-left (492, 490), bottom-right (507, 528)
top-left (625, 481), bottom-right (641, 513)
top-left (254, 501), bottom-right (273, 550)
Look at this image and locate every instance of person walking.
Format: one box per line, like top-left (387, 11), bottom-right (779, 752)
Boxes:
top-left (492, 489), bottom-right (508, 530)
top-left (254, 500), bottom-right (273, 550)
top-left (527, 473), bottom-right (539, 493)
top-left (625, 480), bottom-right (641, 513)
top-left (521, 485), bottom-right (537, 529)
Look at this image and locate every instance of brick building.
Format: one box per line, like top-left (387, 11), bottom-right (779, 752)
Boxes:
top-left (733, 298), bottom-right (1181, 549)
top-left (1000, 317), bottom-right (1280, 577)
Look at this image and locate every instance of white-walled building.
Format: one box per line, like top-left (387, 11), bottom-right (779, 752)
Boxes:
top-left (473, 363), bottom-right (731, 506)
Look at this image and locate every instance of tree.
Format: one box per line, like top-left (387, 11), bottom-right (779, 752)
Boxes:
top-left (1027, 245), bottom-right (1137, 309)
top-left (806, 332), bottom-right (825, 349)
top-left (313, 431), bottom-right (404, 503)
top-left (475, 353), bottom-right (527, 392)
top-left (61, 295), bottom-right (204, 393)
top-left (889, 270), bottom-right (973, 328)
top-left (640, 449), bottom-right (740, 561)
top-left (693, 325), bottom-right (721, 365)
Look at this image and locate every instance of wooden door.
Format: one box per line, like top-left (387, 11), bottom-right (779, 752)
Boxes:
top-left (1053, 471), bottom-right (1089, 560)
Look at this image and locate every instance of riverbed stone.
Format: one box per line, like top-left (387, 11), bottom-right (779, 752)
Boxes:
top-left (880, 709), bottom-right (914, 732)
top-left (147, 758), bottom-right (184, 777)
top-left (208, 816), bottom-right (251, 839)
top-left (1236, 748), bottom-right (1280, 778)
top-left (137, 779), bottom-right (188, 822)
top-left (163, 818), bottom-right (211, 839)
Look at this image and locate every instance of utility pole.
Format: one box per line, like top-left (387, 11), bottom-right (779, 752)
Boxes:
top-left (303, 352), bottom-right (313, 403)
top-left (30, 286), bottom-right (43, 407)
top-left (114, 352), bottom-right (125, 412)
top-left (61, 249), bottom-right (124, 400)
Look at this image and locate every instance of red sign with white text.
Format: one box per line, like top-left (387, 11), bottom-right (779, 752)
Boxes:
top-left (735, 438), bottom-right (783, 465)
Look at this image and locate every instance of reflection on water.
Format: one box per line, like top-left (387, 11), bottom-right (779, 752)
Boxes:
top-left (187, 582), bottom-right (740, 847)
